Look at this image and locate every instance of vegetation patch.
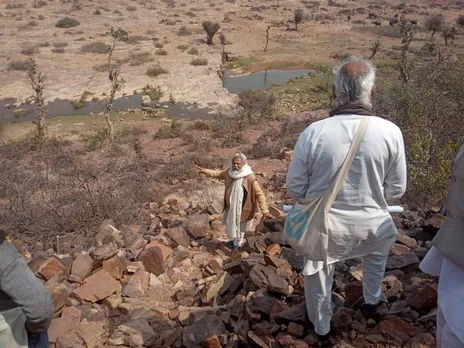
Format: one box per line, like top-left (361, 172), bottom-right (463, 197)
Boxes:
top-left (146, 65), bottom-right (168, 77)
top-left (81, 42), bottom-right (111, 54)
top-left (55, 17), bottom-right (80, 28)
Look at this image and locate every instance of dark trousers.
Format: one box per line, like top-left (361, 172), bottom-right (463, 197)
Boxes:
top-left (28, 331), bottom-right (49, 348)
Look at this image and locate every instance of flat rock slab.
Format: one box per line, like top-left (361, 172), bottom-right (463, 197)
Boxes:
top-left (249, 264), bottom-right (289, 296)
top-left (387, 253), bottom-right (420, 270)
top-left (73, 269), bottom-right (121, 303)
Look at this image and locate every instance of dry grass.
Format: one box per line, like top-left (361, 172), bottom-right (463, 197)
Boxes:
top-left (127, 52), bottom-right (152, 66)
top-left (55, 17), bottom-right (80, 28)
top-left (81, 42), bottom-right (110, 54)
top-left (187, 47), bottom-right (199, 55)
top-left (155, 49), bottom-right (169, 56)
top-left (21, 46), bottom-right (39, 56)
top-left (8, 59), bottom-right (29, 71)
top-left (191, 58), bottom-right (207, 66)
top-left (146, 65), bottom-right (168, 77)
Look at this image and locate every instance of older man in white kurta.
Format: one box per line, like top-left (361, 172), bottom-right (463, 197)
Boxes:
top-left (420, 144), bottom-right (464, 348)
top-left (286, 57), bottom-right (407, 341)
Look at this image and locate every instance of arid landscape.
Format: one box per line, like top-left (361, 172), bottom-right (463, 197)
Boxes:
top-left (1, 0), bottom-right (464, 347)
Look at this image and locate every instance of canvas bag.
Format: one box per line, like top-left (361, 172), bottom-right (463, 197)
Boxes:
top-left (283, 116), bottom-right (371, 261)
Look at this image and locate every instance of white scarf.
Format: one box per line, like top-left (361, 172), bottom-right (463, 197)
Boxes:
top-left (223, 164), bottom-right (253, 239)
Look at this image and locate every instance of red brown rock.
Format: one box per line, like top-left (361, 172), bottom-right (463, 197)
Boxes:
top-left (38, 257), bottom-right (66, 280)
top-left (122, 270), bottom-right (150, 298)
top-left (265, 243), bottom-right (281, 256)
top-left (61, 306), bottom-right (82, 326)
top-left (71, 254), bottom-right (93, 281)
top-left (137, 247), bottom-right (166, 276)
top-left (73, 269), bottom-right (121, 303)
top-left (144, 240), bottom-right (173, 260)
top-left (76, 321), bottom-right (107, 348)
top-left (380, 315), bottom-right (419, 343)
top-left (200, 335), bottom-right (221, 348)
top-left (165, 226), bottom-right (191, 247)
top-left (103, 255), bottom-right (127, 280)
top-left (287, 322), bottom-right (305, 338)
top-left (345, 281), bottom-right (363, 307)
top-left (407, 283), bottom-right (438, 310)
top-left (390, 243), bottom-right (411, 256)
top-left (186, 224), bottom-right (206, 240)
top-left (48, 316), bottom-right (76, 344)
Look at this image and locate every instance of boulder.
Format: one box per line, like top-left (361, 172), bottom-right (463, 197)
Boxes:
top-left (390, 243), bottom-right (411, 256)
top-left (71, 254), bottom-right (94, 281)
top-left (38, 257), bottom-right (66, 280)
top-left (249, 264), bottom-right (289, 296)
top-left (265, 243), bottom-right (281, 256)
top-left (73, 269), bottom-right (121, 303)
top-left (201, 335), bottom-right (222, 348)
top-left (387, 253), bottom-right (420, 270)
top-left (103, 254), bottom-right (127, 280)
top-left (49, 316), bottom-right (76, 344)
top-left (109, 318), bottom-right (155, 347)
top-left (407, 283), bottom-right (438, 310)
top-left (165, 226), bottom-right (191, 247)
top-left (138, 247), bottom-right (166, 276)
top-left (76, 322), bottom-right (106, 348)
top-left (423, 214), bottom-right (445, 234)
top-left (380, 315), bottom-right (419, 344)
top-left (183, 315), bottom-right (227, 348)
top-left (345, 281), bottom-right (363, 307)
top-left (276, 302), bottom-right (307, 325)
top-left (287, 322), bottom-right (305, 338)
top-left (122, 270), bottom-right (150, 298)
top-left (382, 275), bottom-right (403, 299)
top-left (145, 240), bottom-right (173, 260)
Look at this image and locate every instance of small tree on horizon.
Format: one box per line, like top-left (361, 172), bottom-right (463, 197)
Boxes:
top-left (425, 15), bottom-right (444, 37)
top-left (369, 40), bottom-right (381, 59)
top-left (105, 27), bottom-right (129, 141)
top-left (202, 21), bottom-right (220, 45)
top-left (294, 9), bottom-right (304, 30)
top-left (264, 25), bottom-right (271, 52)
top-left (27, 59), bottom-right (47, 140)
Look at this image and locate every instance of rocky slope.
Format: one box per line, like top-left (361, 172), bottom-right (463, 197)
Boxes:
top-left (15, 174), bottom-right (445, 348)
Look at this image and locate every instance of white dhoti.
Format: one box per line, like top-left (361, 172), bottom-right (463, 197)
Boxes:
top-left (303, 234), bottom-right (396, 335)
top-left (420, 247), bottom-right (464, 348)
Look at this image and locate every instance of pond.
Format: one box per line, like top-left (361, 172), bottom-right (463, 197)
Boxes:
top-left (222, 69), bottom-right (315, 94)
top-left (0, 94), bottom-right (215, 123)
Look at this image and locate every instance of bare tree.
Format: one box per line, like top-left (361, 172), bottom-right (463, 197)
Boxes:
top-left (294, 10), bottom-right (303, 30)
top-left (369, 40), bottom-right (380, 59)
top-left (26, 59), bottom-right (47, 139)
top-left (219, 33), bottom-right (227, 61)
top-left (398, 15), bottom-right (415, 83)
top-left (264, 26), bottom-right (271, 52)
top-left (105, 27), bottom-right (129, 141)
top-left (202, 21), bottom-right (220, 45)
top-left (443, 27), bottom-right (456, 46)
top-left (425, 15), bottom-right (443, 37)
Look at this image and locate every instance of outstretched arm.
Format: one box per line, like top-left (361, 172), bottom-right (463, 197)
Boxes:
top-left (197, 167), bottom-right (228, 180)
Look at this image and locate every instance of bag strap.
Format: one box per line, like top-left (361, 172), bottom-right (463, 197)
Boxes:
top-left (325, 116), bottom-right (371, 206)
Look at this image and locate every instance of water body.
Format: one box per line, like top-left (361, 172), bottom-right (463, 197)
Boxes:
top-left (223, 69), bottom-right (315, 94)
top-left (0, 94), bottom-right (215, 123)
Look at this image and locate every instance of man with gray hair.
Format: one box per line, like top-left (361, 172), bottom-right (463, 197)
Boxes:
top-left (198, 153), bottom-right (273, 248)
top-left (286, 57), bottom-right (406, 344)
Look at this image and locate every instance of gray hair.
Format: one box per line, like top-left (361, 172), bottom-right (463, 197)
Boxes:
top-left (232, 153), bottom-right (247, 164)
top-left (333, 57), bottom-right (376, 108)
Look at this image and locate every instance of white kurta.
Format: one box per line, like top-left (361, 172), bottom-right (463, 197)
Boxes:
top-left (286, 114), bottom-right (407, 274)
top-left (420, 247), bottom-right (464, 344)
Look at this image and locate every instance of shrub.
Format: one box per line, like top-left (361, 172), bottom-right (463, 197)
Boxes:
top-left (55, 17), bottom-right (80, 28)
top-left (8, 60), bottom-right (29, 71)
top-left (202, 20), bottom-right (220, 44)
top-left (126, 35), bottom-right (150, 44)
top-left (189, 120), bottom-right (212, 131)
top-left (94, 9), bottom-right (102, 15)
top-left (457, 14), bottom-right (464, 26)
top-left (53, 42), bottom-right (69, 48)
top-left (294, 9), bottom-right (304, 30)
top-left (126, 5), bottom-right (137, 11)
top-left (127, 52), bottom-right (151, 66)
top-left (52, 47), bottom-right (65, 53)
top-left (142, 84), bottom-right (163, 101)
top-left (425, 14), bottom-right (444, 35)
top-left (187, 47), bottom-right (199, 55)
top-left (376, 59), bottom-right (464, 206)
top-left (177, 44), bottom-right (189, 51)
top-left (155, 49), bottom-right (168, 56)
top-left (80, 42), bottom-right (110, 54)
top-left (177, 26), bottom-right (192, 36)
top-left (5, 4), bottom-right (24, 9)
top-left (190, 58), bottom-right (208, 66)
top-left (21, 46), bottom-right (39, 56)
top-left (146, 65), bottom-right (168, 77)
top-left (153, 121), bottom-right (183, 140)
top-left (155, 43), bottom-right (164, 48)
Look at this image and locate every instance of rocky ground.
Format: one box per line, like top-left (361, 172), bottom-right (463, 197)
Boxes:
top-left (13, 170), bottom-right (446, 348)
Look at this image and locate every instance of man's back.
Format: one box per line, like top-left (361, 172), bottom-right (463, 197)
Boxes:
top-left (287, 114), bottom-right (406, 259)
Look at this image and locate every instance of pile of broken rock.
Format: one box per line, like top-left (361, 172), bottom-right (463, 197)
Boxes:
top-left (16, 193), bottom-right (445, 348)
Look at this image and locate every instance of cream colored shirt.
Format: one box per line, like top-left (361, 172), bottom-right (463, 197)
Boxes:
top-left (286, 114), bottom-right (407, 271)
